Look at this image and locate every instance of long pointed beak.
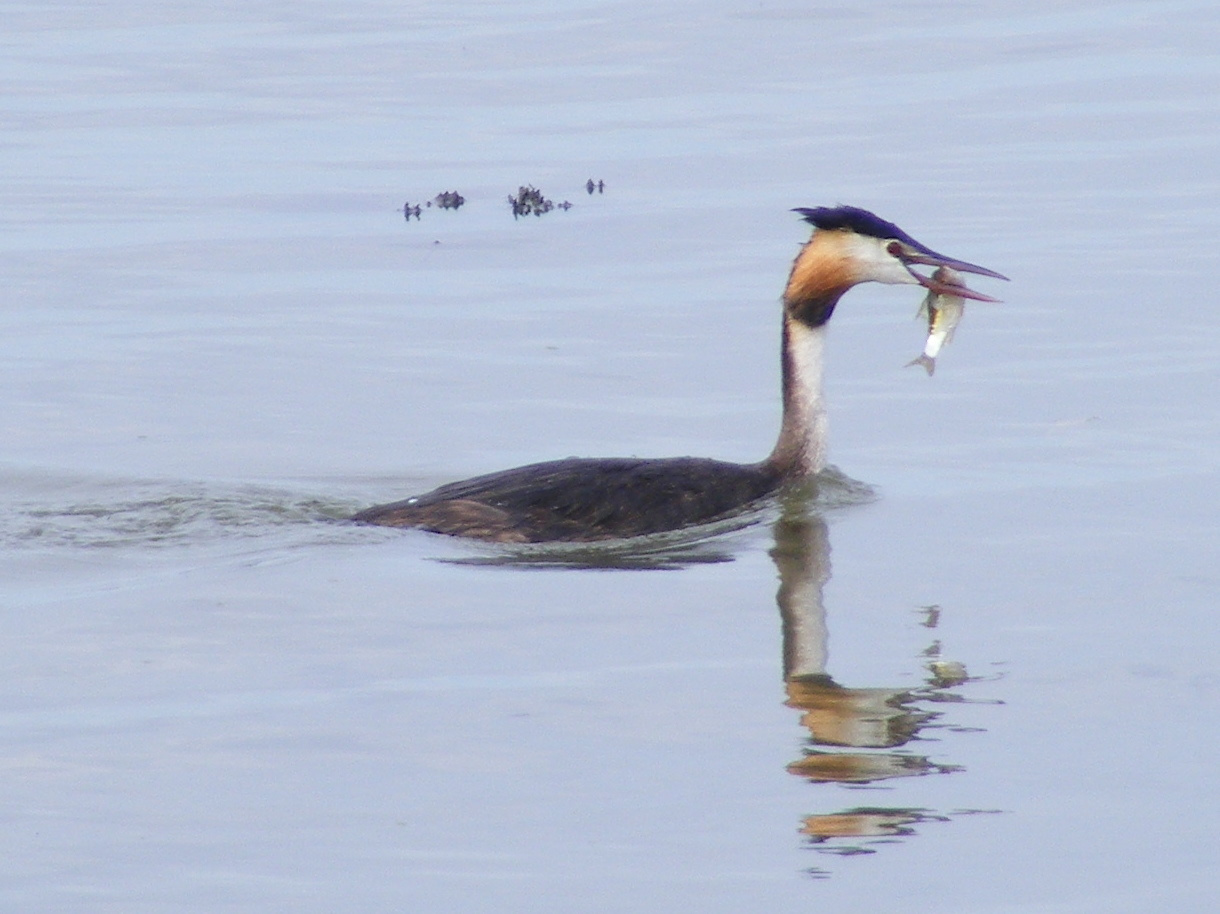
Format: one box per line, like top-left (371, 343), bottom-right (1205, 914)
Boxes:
top-left (888, 241), bottom-right (1009, 302)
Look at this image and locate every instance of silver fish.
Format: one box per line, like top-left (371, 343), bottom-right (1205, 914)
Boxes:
top-left (906, 266), bottom-right (967, 376)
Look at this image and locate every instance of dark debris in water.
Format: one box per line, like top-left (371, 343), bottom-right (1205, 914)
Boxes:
top-left (403, 191), bottom-right (465, 222)
top-left (508, 185), bottom-right (572, 218)
top-left (403, 183), bottom-right (600, 222)
top-left (432, 190), bottom-right (465, 210)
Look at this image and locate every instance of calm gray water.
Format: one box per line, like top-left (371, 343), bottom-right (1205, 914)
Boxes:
top-left (3, 1), bottom-right (1219, 911)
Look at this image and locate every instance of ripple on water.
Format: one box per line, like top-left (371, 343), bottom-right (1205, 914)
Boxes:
top-left (1, 465), bottom-right (875, 565)
top-left (0, 474), bottom-right (366, 551)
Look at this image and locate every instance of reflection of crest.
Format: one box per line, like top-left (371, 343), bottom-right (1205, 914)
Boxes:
top-left (801, 807), bottom-right (948, 843)
top-left (771, 502), bottom-right (1001, 865)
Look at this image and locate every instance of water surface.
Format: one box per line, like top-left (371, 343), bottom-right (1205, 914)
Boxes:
top-left (3, 1), bottom-right (1219, 911)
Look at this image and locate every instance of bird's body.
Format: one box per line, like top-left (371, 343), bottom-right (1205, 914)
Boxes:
top-left (353, 206), bottom-right (1005, 542)
top-left (352, 456), bottom-right (782, 543)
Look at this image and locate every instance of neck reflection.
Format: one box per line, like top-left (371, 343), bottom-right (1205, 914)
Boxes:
top-left (769, 494), bottom-right (999, 866)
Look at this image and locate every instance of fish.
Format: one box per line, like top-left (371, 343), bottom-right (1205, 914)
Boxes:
top-left (906, 266), bottom-right (967, 376)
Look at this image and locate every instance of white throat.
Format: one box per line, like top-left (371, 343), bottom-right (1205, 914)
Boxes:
top-left (768, 316), bottom-right (828, 478)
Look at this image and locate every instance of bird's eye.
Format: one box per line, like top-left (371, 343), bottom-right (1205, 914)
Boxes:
top-left (886, 240), bottom-right (906, 259)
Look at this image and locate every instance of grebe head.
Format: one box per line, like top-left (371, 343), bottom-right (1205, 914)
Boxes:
top-left (784, 205), bottom-right (1007, 326)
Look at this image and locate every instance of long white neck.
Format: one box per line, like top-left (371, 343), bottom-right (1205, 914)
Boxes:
top-left (765, 315), bottom-right (828, 478)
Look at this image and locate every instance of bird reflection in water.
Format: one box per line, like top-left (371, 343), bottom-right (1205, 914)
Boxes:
top-left (435, 480), bottom-right (1001, 869)
top-left (770, 496), bottom-right (1001, 868)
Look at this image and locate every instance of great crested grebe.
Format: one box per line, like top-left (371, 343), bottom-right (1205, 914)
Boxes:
top-left (353, 206), bottom-right (1006, 542)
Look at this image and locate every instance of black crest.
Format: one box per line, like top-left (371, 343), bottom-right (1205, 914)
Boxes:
top-left (793, 205), bottom-right (920, 246)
